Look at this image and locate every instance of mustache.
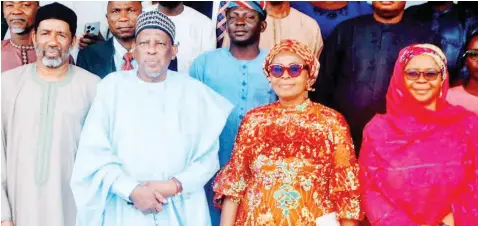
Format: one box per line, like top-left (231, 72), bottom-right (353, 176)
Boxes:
top-left (34, 41), bottom-right (71, 68)
top-left (43, 46), bottom-right (62, 53)
top-left (35, 45), bottom-right (63, 59)
top-left (9, 16), bottom-right (27, 22)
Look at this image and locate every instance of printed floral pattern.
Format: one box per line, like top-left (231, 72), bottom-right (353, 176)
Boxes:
top-left (213, 100), bottom-right (364, 225)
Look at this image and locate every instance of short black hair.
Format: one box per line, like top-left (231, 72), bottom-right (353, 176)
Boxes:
top-left (34, 2), bottom-right (77, 36)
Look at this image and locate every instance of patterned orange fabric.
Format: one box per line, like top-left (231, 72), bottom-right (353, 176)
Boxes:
top-left (263, 39), bottom-right (320, 91)
top-left (213, 100), bottom-right (363, 225)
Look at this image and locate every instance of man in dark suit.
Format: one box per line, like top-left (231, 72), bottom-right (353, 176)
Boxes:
top-left (310, 1), bottom-right (437, 155)
top-left (76, 1), bottom-right (141, 78)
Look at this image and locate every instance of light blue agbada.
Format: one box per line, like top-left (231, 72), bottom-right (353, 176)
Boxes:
top-left (70, 70), bottom-right (233, 226)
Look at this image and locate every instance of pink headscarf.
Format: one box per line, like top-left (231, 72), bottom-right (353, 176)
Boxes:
top-left (385, 44), bottom-right (471, 125)
top-left (359, 44), bottom-right (478, 225)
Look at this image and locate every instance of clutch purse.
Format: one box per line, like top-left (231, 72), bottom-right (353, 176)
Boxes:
top-left (315, 212), bottom-right (340, 226)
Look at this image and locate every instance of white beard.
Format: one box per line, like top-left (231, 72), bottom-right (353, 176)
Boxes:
top-left (42, 57), bottom-right (64, 68)
top-left (11, 27), bottom-right (25, 34)
top-left (146, 72), bottom-right (162, 78)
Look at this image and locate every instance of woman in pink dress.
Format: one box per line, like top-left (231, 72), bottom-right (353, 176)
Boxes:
top-left (359, 44), bottom-right (478, 226)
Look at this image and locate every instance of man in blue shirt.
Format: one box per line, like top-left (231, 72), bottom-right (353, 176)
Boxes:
top-left (189, 1), bottom-right (276, 225)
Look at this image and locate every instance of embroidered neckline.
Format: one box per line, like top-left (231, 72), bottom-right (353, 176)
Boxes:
top-left (10, 39), bottom-right (34, 50)
top-left (276, 99), bottom-right (311, 111)
top-left (312, 3), bottom-right (349, 19)
top-left (10, 40), bottom-right (34, 65)
top-left (295, 99), bottom-right (310, 111)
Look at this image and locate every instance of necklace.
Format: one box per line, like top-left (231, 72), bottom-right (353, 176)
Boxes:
top-left (10, 40), bottom-right (34, 65)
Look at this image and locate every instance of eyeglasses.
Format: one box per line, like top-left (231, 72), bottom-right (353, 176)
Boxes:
top-left (463, 50), bottom-right (478, 59)
top-left (404, 70), bottom-right (441, 81)
top-left (267, 64), bottom-right (308, 78)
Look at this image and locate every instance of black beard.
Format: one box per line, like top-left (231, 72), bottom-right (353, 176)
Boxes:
top-left (159, 1), bottom-right (181, 9)
top-left (113, 33), bottom-right (135, 42)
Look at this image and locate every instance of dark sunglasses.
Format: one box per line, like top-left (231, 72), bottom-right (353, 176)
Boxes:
top-left (267, 64), bottom-right (308, 78)
top-left (463, 50), bottom-right (478, 58)
top-left (404, 70), bottom-right (441, 81)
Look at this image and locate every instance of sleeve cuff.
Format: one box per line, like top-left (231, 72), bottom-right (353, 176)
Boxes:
top-left (1, 216), bottom-right (12, 222)
top-left (111, 175), bottom-right (139, 202)
top-left (1, 199), bottom-right (12, 222)
top-left (213, 193), bottom-right (241, 209)
top-left (171, 173), bottom-right (190, 197)
top-left (336, 193), bottom-right (364, 220)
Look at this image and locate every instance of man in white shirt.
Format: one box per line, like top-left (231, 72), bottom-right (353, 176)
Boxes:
top-left (71, 10), bottom-right (233, 226)
top-left (157, 1), bottom-right (216, 73)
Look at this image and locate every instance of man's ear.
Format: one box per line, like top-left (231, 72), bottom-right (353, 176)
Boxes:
top-left (171, 44), bottom-right (178, 60)
top-left (260, 20), bottom-right (267, 33)
top-left (31, 29), bottom-right (39, 49)
top-left (31, 30), bottom-right (36, 45)
top-left (131, 40), bottom-right (136, 51)
top-left (71, 35), bottom-right (77, 49)
top-left (131, 40), bottom-right (137, 58)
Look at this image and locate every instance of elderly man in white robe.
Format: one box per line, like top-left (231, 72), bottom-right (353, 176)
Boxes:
top-left (70, 10), bottom-right (233, 226)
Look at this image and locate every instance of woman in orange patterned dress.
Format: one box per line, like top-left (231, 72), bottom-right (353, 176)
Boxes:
top-left (213, 39), bottom-right (363, 226)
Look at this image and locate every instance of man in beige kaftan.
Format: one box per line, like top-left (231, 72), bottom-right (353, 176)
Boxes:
top-left (1, 3), bottom-right (99, 226)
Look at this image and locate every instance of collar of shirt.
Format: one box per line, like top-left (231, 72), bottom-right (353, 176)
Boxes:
top-left (113, 37), bottom-right (137, 70)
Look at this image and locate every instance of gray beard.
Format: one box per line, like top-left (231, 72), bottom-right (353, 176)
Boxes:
top-left (42, 57), bottom-right (64, 68)
top-left (11, 27), bottom-right (25, 34)
top-left (34, 43), bottom-right (72, 68)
